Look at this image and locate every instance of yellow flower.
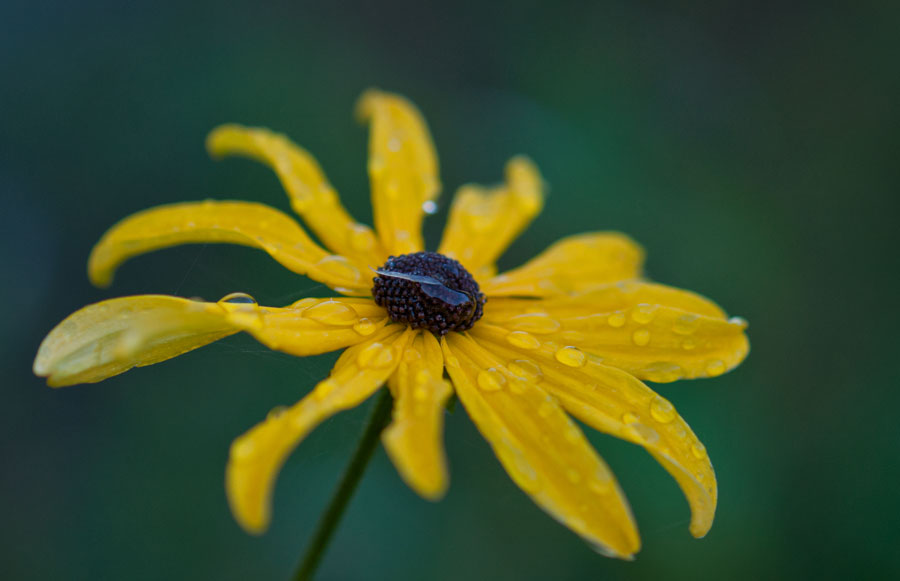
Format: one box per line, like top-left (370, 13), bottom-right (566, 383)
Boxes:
top-left (33, 89), bottom-right (749, 559)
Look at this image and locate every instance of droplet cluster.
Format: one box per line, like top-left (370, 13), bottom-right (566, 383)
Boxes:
top-left (372, 252), bottom-right (486, 336)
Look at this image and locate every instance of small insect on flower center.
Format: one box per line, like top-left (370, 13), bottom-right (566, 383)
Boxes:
top-left (372, 252), bottom-right (486, 336)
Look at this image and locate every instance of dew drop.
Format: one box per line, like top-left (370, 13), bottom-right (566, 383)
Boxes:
top-left (705, 359), bottom-right (726, 377)
top-left (267, 405), bottom-right (287, 420)
top-left (621, 412), bottom-right (639, 424)
top-left (314, 378), bottom-right (339, 401)
top-left (632, 328), bottom-right (651, 346)
top-left (506, 313), bottom-right (561, 334)
top-left (348, 224), bottom-right (376, 252)
top-left (681, 337), bottom-right (697, 350)
top-left (477, 368), bottom-right (506, 391)
top-left (607, 312), bottom-right (626, 328)
top-left (691, 442), bottom-right (708, 459)
top-left (303, 300), bottom-right (358, 326)
top-left (649, 395), bottom-right (676, 423)
top-left (643, 362), bottom-right (683, 383)
top-left (631, 303), bottom-right (658, 324)
top-left (368, 155), bottom-right (386, 174)
top-left (537, 399), bottom-right (555, 418)
top-left (555, 346), bottom-right (586, 367)
top-left (629, 422), bottom-right (660, 444)
top-left (445, 355), bottom-right (460, 368)
top-left (506, 330), bottom-right (541, 350)
top-left (673, 313), bottom-right (700, 335)
top-left (728, 316), bottom-right (749, 329)
top-left (218, 292), bottom-right (257, 306)
top-left (231, 438), bottom-right (255, 460)
top-left (315, 255), bottom-right (362, 283)
top-left (422, 200), bottom-right (438, 215)
top-left (387, 137), bottom-right (402, 152)
top-left (413, 385), bottom-right (429, 401)
top-left (352, 318), bottom-right (377, 335)
top-left (589, 479), bottom-right (611, 495)
top-left (507, 359), bottom-right (542, 381)
top-left (357, 342), bottom-right (395, 369)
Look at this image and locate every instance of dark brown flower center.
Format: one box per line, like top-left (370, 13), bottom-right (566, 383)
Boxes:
top-left (372, 252), bottom-right (486, 336)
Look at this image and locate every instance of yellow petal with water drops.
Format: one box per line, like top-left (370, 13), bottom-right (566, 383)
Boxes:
top-left (383, 332), bottom-right (452, 499)
top-left (437, 157), bottom-right (544, 274)
top-left (206, 124), bottom-right (385, 266)
top-left (471, 324), bottom-right (717, 538)
top-left (226, 326), bottom-right (413, 533)
top-left (484, 297), bottom-right (748, 382)
top-left (442, 333), bottom-right (640, 559)
top-left (228, 297), bottom-right (390, 357)
top-left (88, 201), bottom-right (371, 294)
top-left (356, 89), bottom-right (440, 256)
top-left (485, 280), bottom-right (727, 320)
top-left (33, 295), bottom-right (238, 387)
top-left (482, 232), bottom-right (644, 297)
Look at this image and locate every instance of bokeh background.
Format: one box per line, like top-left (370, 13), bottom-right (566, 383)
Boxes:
top-left (2, 1), bottom-right (898, 579)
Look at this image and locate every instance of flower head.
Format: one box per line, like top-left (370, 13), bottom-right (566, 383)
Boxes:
top-left (34, 89), bottom-right (749, 559)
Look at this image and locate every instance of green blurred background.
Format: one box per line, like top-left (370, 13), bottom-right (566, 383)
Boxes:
top-left (2, 1), bottom-right (898, 579)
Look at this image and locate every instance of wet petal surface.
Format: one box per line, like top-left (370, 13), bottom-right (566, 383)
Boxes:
top-left (443, 333), bottom-right (640, 558)
top-left (357, 90), bottom-right (440, 256)
top-left (383, 332), bottom-right (452, 499)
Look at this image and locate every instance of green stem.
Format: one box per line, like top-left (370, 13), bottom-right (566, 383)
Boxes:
top-left (292, 389), bottom-right (394, 581)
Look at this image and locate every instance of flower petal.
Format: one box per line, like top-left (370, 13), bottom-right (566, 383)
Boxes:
top-left (356, 89), bottom-right (440, 256)
top-left (443, 333), bottom-right (640, 559)
top-left (226, 326), bottom-right (413, 533)
top-left (485, 280), bottom-right (727, 320)
top-left (88, 201), bottom-right (371, 294)
top-left (483, 288), bottom-right (749, 382)
top-left (206, 124), bottom-right (385, 266)
top-left (33, 295), bottom-right (237, 387)
top-left (236, 297), bottom-right (390, 357)
top-left (482, 233), bottom-right (644, 297)
top-left (437, 157), bottom-right (544, 275)
top-left (382, 331), bottom-right (452, 499)
top-left (472, 324), bottom-right (718, 538)
top-left (33, 295), bottom-right (385, 388)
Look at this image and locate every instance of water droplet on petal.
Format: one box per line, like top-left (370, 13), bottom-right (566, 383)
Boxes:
top-left (477, 368), bottom-right (506, 391)
top-left (506, 330), bottom-right (541, 350)
top-left (219, 292), bottom-right (257, 306)
top-left (642, 362), bottom-right (684, 382)
top-left (421, 200), bottom-right (438, 215)
top-left (315, 255), bottom-right (362, 283)
top-left (622, 412), bottom-right (639, 424)
top-left (555, 346), bottom-right (586, 367)
top-left (607, 312), bottom-right (626, 328)
top-left (728, 316), bottom-right (749, 329)
top-left (506, 313), bottom-right (561, 334)
top-left (267, 405), bottom-right (287, 420)
top-left (232, 438), bottom-right (256, 460)
top-left (705, 359), bottom-right (726, 377)
top-left (537, 399), bottom-right (555, 418)
top-left (303, 300), bottom-right (358, 326)
top-left (348, 224), bottom-right (376, 252)
top-left (357, 342), bottom-right (395, 369)
top-left (632, 328), bottom-right (651, 346)
top-left (314, 378), bottom-right (340, 401)
top-left (691, 442), bottom-right (708, 459)
top-left (631, 303), bottom-right (658, 324)
top-left (629, 422), bottom-right (660, 445)
top-left (673, 313), bottom-right (700, 335)
top-left (681, 337), bottom-right (697, 350)
top-left (352, 318), bottom-right (376, 335)
top-left (444, 355), bottom-right (460, 368)
top-left (508, 359), bottom-right (542, 381)
top-left (649, 395), bottom-right (676, 423)
top-left (368, 155), bottom-right (386, 175)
